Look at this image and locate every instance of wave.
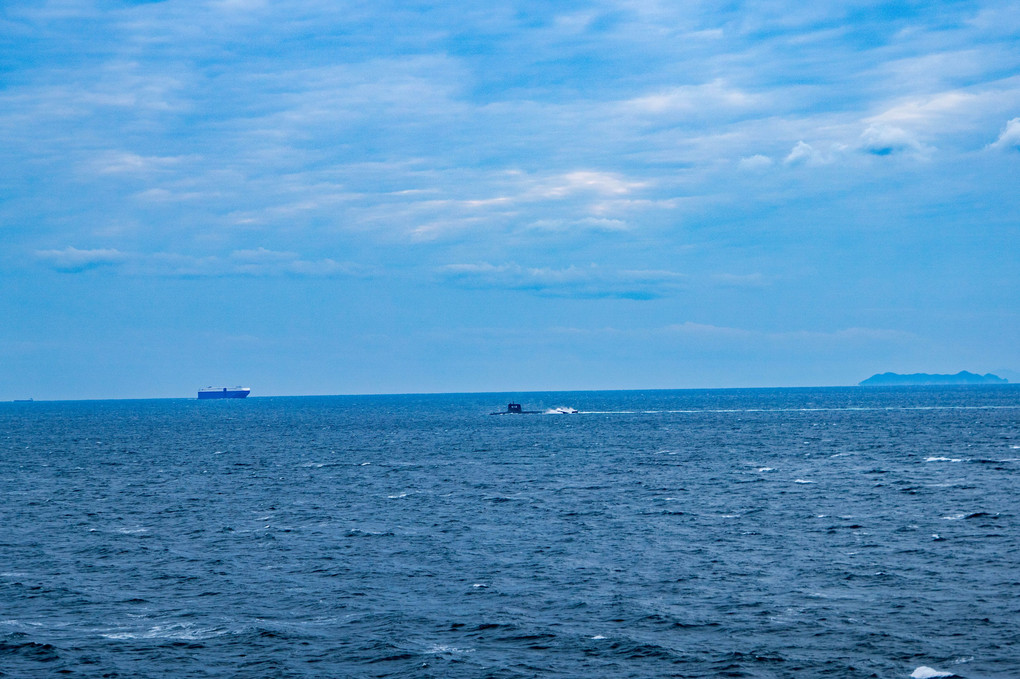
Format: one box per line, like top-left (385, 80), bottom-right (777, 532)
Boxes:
top-left (551, 405), bottom-right (1020, 415)
top-left (100, 622), bottom-right (229, 641)
top-left (426, 644), bottom-right (474, 656)
top-left (0, 638), bottom-right (60, 662)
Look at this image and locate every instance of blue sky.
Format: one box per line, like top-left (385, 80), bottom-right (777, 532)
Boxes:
top-left (2, 0), bottom-right (1018, 399)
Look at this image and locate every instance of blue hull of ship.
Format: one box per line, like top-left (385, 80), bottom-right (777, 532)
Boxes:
top-left (198, 390), bottom-right (250, 399)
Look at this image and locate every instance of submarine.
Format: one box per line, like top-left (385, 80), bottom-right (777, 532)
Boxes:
top-left (491, 402), bottom-right (542, 415)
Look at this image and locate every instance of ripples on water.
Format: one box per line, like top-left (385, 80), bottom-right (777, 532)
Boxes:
top-left (1, 387), bottom-right (1018, 678)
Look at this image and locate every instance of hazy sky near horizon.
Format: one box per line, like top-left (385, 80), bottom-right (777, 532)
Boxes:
top-left (2, 0), bottom-right (1018, 399)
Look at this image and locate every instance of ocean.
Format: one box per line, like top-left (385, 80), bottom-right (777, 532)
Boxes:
top-left (2, 387), bottom-right (1018, 678)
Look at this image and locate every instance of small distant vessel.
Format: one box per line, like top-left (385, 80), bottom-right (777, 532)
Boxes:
top-left (491, 403), bottom-right (580, 415)
top-left (13, 398), bottom-right (34, 403)
top-left (491, 402), bottom-right (542, 415)
top-left (198, 386), bottom-right (251, 400)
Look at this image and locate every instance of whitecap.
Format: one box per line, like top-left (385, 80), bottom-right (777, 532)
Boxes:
top-left (925, 457), bottom-right (963, 463)
top-left (941, 514), bottom-right (966, 521)
top-left (794, 479), bottom-right (814, 484)
top-left (911, 666), bottom-right (955, 679)
top-left (360, 462), bottom-right (371, 466)
top-left (592, 634), bottom-right (607, 640)
top-left (0, 619), bottom-right (45, 630)
top-left (428, 644), bottom-right (473, 655)
top-left (472, 583), bottom-right (487, 588)
top-left (102, 623), bottom-right (227, 641)
top-left (757, 467), bottom-right (774, 472)
top-left (387, 493), bottom-right (408, 499)
top-left (346, 528), bottom-right (390, 536)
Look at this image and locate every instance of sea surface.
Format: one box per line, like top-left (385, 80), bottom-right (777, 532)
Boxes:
top-left (2, 387), bottom-right (1019, 678)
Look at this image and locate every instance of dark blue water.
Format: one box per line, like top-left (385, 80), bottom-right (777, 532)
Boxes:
top-left (2, 387), bottom-right (1019, 678)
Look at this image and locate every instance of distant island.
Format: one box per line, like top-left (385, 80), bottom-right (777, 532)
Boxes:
top-left (859, 371), bottom-right (1009, 386)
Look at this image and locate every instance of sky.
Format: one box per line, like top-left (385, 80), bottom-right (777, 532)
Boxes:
top-left (1, 0), bottom-right (1018, 399)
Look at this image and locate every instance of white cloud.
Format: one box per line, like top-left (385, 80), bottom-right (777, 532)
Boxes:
top-left (862, 81), bottom-right (1020, 145)
top-left (230, 247), bottom-right (297, 264)
top-left (225, 248), bottom-right (359, 276)
top-left (380, 169), bottom-right (656, 240)
top-left (158, 249), bottom-right (361, 277)
top-left (989, 117), bottom-right (1020, 150)
top-left (784, 141), bottom-right (831, 166)
top-left (738, 154), bottom-right (773, 170)
top-left (624, 79), bottom-right (761, 118)
top-left (862, 89), bottom-right (980, 140)
top-left (91, 151), bottom-right (187, 175)
top-left (35, 247), bottom-right (127, 271)
top-left (524, 217), bottom-right (630, 232)
top-left (858, 124), bottom-right (927, 156)
top-left (35, 246), bottom-right (361, 277)
top-left (133, 187), bottom-right (214, 203)
top-left (968, 5), bottom-right (1020, 36)
top-left (533, 171), bottom-right (646, 198)
top-left (439, 262), bottom-right (686, 299)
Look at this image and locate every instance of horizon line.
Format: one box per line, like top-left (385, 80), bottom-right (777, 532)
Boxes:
top-left (4, 381), bottom-right (1017, 403)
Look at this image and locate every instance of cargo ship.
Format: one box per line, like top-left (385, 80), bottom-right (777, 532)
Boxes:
top-left (198, 386), bottom-right (251, 399)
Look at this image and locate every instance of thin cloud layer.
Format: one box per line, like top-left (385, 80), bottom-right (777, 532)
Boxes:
top-left (35, 247), bottom-right (362, 278)
top-left (2, 0), bottom-right (1018, 395)
top-left (439, 262), bottom-right (687, 299)
top-left (35, 247), bottom-right (128, 272)
top-left (662, 322), bottom-right (916, 346)
top-left (3, 0), bottom-right (1017, 258)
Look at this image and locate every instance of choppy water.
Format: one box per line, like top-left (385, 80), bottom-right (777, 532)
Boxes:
top-left (2, 387), bottom-right (1019, 678)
